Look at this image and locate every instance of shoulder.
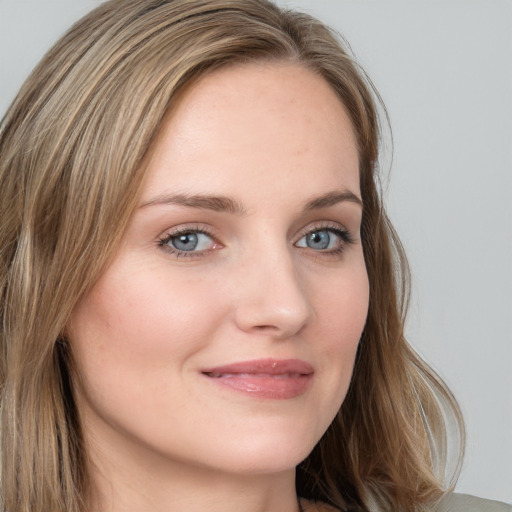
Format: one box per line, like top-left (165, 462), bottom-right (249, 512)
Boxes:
top-left (301, 494), bottom-right (511, 512)
top-left (436, 493), bottom-right (512, 512)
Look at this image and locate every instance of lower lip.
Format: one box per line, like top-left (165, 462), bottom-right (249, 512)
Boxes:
top-left (203, 373), bottom-right (313, 399)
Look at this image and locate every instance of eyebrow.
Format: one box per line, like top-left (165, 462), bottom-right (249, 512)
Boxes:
top-left (139, 189), bottom-right (362, 214)
top-left (303, 190), bottom-right (363, 210)
top-left (140, 193), bottom-right (247, 214)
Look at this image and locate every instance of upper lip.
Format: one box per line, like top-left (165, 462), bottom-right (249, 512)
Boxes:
top-left (202, 358), bottom-right (314, 377)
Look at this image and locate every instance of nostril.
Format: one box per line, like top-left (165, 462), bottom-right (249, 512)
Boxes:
top-left (232, 266), bottom-right (314, 337)
top-left (253, 325), bottom-right (279, 331)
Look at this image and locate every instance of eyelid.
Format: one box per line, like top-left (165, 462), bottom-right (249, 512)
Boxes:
top-left (157, 223), bottom-right (222, 258)
top-left (294, 221), bottom-right (357, 255)
top-left (295, 221), bottom-right (355, 242)
top-left (156, 220), bottom-right (357, 260)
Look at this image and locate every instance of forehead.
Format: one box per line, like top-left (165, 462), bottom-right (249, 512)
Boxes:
top-left (141, 62), bottom-right (360, 202)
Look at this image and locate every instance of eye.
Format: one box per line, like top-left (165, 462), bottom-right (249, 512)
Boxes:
top-left (158, 228), bottom-right (220, 256)
top-left (295, 226), bottom-right (354, 253)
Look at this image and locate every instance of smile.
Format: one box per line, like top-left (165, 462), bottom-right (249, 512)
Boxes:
top-left (201, 358), bottom-right (314, 399)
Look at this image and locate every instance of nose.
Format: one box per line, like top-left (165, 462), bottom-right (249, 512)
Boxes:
top-left (232, 247), bottom-right (315, 339)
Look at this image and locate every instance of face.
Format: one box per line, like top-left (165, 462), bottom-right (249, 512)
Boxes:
top-left (68, 63), bottom-right (369, 478)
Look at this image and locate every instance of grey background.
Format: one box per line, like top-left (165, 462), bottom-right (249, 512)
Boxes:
top-left (1, 0), bottom-right (510, 503)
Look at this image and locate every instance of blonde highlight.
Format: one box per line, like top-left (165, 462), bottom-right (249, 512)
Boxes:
top-left (0, 1), bottom-right (464, 511)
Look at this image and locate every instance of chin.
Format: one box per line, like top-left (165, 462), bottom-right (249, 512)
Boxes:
top-left (205, 444), bottom-right (312, 476)
top-left (184, 420), bottom-right (322, 476)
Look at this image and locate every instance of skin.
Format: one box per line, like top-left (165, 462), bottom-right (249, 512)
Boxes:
top-left (67, 62), bottom-right (369, 512)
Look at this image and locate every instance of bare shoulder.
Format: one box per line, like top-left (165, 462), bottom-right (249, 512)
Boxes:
top-left (436, 493), bottom-right (512, 512)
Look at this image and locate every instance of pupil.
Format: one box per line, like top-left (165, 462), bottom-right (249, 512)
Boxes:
top-left (173, 233), bottom-right (198, 251)
top-left (308, 230), bottom-right (329, 250)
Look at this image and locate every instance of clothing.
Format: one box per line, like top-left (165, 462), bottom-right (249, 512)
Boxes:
top-left (437, 493), bottom-right (512, 512)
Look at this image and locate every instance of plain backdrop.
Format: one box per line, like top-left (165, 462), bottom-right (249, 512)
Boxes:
top-left (0, 0), bottom-right (511, 504)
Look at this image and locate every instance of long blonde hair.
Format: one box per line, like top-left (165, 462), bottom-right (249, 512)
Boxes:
top-left (0, 1), bottom-right (464, 511)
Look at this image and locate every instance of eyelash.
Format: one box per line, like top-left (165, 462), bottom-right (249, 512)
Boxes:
top-left (157, 224), bottom-right (217, 259)
top-left (296, 223), bottom-right (356, 257)
top-left (157, 223), bottom-right (356, 259)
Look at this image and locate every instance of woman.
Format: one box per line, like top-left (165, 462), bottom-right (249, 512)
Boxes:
top-left (0, 1), bottom-right (509, 511)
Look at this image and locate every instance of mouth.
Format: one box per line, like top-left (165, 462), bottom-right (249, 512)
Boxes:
top-left (201, 358), bottom-right (314, 399)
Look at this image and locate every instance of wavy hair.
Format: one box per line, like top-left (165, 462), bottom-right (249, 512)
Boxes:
top-left (0, 1), bottom-right (464, 511)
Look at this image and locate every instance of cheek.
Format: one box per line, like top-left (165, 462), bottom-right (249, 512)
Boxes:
top-left (66, 264), bottom-right (225, 409)
top-left (312, 260), bottom-right (369, 394)
top-left (317, 259), bottom-right (369, 345)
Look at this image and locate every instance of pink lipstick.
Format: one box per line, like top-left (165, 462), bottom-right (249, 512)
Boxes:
top-left (201, 358), bottom-right (314, 399)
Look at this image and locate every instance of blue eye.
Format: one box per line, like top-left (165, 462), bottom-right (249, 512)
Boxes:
top-left (160, 230), bottom-right (216, 253)
top-left (296, 227), bottom-right (351, 252)
top-left (303, 230), bottom-right (331, 250)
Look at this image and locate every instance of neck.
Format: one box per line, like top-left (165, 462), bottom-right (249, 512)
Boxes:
top-left (86, 434), bottom-right (301, 512)
top-left (92, 464), bottom-right (300, 512)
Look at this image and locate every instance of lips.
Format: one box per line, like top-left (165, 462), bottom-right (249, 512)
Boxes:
top-left (201, 358), bottom-right (314, 399)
